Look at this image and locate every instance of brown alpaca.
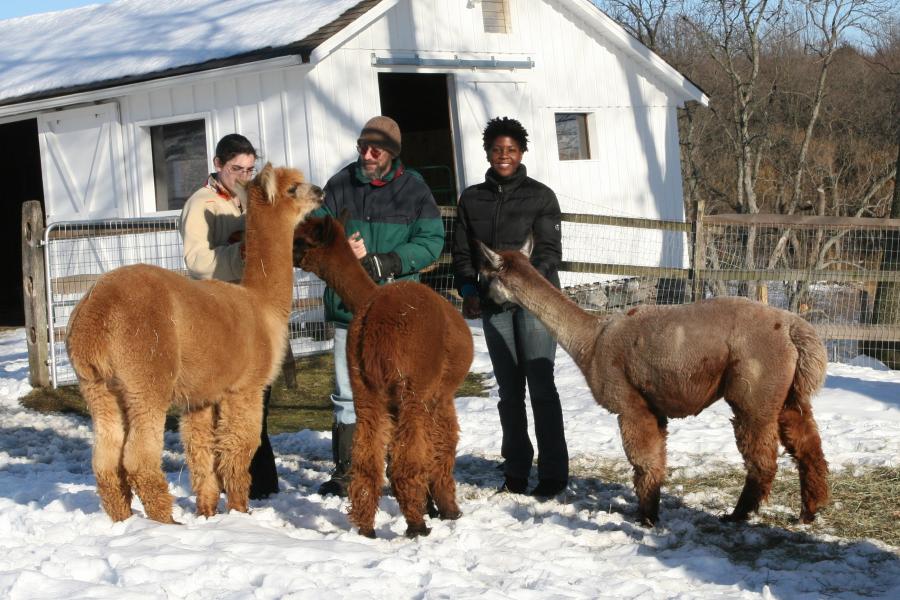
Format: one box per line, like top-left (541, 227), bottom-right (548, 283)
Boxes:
top-left (478, 240), bottom-right (829, 526)
top-left (293, 215), bottom-right (473, 538)
top-left (66, 164), bottom-right (323, 524)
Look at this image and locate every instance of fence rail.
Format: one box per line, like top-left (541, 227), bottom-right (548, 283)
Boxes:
top-left (24, 203), bottom-right (900, 387)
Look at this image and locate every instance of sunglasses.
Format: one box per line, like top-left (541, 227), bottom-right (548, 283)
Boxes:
top-left (356, 143), bottom-right (387, 159)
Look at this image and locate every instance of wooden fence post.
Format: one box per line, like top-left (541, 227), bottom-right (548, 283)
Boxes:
top-left (690, 197), bottom-right (706, 302)
top-left (21, 201), bottom-right (51, 388)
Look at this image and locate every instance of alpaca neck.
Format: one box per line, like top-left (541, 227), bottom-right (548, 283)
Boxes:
top-left (504, 264), bottom-right (602, 367)
top-left (313, 243), bottom-right (378, 314)
top-left (241, 222), bottom-right (295, 318)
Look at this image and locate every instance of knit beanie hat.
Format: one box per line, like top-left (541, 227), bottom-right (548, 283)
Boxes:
top-left (357, 116), bottom-right (402, 157)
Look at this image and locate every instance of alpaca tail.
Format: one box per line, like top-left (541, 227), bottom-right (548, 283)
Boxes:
top-left (66, 294), bottom-right (114, 384)
top-left (779, 318), bottom-right (829, 522)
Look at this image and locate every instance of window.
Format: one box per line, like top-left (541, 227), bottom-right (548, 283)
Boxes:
top-left (482, 0), bottom-right (509, 34)
top-left (150, 120), bottom-right (208, 212)
top-left (555, 113), bottom-right (592, 161)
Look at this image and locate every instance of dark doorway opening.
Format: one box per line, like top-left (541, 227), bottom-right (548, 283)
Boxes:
top-left (0, 119), bottom-right (44, 326)
top-left (377, 73), bottom-right (457, 206)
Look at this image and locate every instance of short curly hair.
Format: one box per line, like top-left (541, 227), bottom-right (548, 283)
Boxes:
top-left (482, 117), bottom-right (529, 153)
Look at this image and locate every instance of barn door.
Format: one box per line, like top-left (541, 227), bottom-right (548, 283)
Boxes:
top-left (38, 103), bottom-right (128, 223)
top-left (454, 78), bottom-right (532, 190)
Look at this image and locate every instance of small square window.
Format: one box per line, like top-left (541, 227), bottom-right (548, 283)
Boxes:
top-left (482, 0), bottom-right (509, 34)
top-left (555, 113), bottom-right (592, 161)
top-left (150, 120), bottom-right (208, 212)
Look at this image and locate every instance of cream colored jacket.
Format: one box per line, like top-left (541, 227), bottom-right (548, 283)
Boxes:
top-left (179, 180), bottom-right (246, 282)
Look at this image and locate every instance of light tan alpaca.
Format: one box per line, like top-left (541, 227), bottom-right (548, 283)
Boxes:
top-left (293, 215), bottom-right (473, 538)
top-left (66, 164), bottom-right (322, 524)
top-left (478, 240), bottom-right (829, 526)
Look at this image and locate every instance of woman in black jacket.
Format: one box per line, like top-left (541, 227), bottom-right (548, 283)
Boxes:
top-left (452, 117), bottom-right (568, 498)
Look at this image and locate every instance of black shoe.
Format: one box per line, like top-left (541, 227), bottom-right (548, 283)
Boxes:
top-left (317, 473), bottom-right (349, 497)
top-left (530, 479), bottom-right (567, 498)
top-left (498, 476), bottom-right (528, 494)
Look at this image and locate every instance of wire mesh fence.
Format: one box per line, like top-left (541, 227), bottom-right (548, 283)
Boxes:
top-left (41, 208), bottom-right (900, 386)
top-left (43, 217), bottom-right (331, 387)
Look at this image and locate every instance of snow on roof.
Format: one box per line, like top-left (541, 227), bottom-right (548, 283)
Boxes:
top-left (0, 0), bottom-right (365, 105)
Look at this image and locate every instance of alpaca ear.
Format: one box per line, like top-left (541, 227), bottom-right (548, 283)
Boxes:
top-left (337, 208), bottom-right (351, 227)
top-left (321, 215), bottom-right (338, 246)
top-left (477, 240), bottom-right (503, 271)
top-left (258, 163), bottom-right (277, 204)
top-left (520, 234), bottom-right (534, 258)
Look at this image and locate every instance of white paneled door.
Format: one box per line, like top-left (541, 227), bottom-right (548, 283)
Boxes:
top-left (38, 103), bottom-right (128, 223)
top-left (454, 77), bottom-right (532, 190)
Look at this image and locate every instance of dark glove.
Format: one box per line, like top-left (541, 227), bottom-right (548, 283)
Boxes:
top-left (360, 252), bottom-right (402, 282)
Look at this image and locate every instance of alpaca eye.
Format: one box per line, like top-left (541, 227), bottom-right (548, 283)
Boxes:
top-left (287, 184), bottom-right (299, 195)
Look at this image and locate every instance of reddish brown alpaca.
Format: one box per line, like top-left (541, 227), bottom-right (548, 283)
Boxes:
top-left (66, 165), bottom-right (322, 523)
top-left (294, 215), bottom-right (474, 538)
top-left (478, 240), bottom-right (829, 526)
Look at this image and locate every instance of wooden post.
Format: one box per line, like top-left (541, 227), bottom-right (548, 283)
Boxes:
top-left (21, 201), bottom-right (50, 388)
top-left (690, 197), bottom-right (706, 302)
top-left (281, 342), bottom-right (297, 389)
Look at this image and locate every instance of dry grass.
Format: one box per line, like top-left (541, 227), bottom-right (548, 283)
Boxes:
top-left (569, 458), bottom-right (900, 549)
top-left (20, 352), bottom-right (490, 435)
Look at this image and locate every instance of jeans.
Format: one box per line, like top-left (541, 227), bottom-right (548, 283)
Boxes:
top-left (483, 306), bottom-right (568, 482)
top-left (330, 326), bottom-right (356, 425)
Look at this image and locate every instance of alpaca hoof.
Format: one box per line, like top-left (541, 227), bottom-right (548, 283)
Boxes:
top-left (799, 511), bottom-right (816, 524)
top-left (440, 509), bottom-right (462, 521)
top-left (637, 512), bottom-right (658, 527)
top-left (358, 527), bottom-right (376, 539)
top-left (722, 511), bottom-right (749, 523)
top-left (405, 523), bottom-right (431, 538)
top-left (196, 505), bottom-right (218, 518)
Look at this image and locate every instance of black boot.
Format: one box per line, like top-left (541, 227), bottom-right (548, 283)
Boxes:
top-left (249, 387), bottom-right (279, 500)
top-left (318, 422), bottom-right (355, 497)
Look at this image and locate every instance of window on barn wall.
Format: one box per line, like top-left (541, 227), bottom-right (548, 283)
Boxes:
top-left (150, 120), bottom-right (208, 212)
top-left (482, 0), bottom-right (509, 33)
top-left (555, 113), bottom-right (592, 160)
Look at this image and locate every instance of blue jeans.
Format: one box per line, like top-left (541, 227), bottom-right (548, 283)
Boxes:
top-left (483, 306), bottom-right (568, 482)
top-left (330, 326), bottom-right (356, 425)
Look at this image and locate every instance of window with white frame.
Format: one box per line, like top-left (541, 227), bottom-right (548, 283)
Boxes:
top-left (555, 113), bottom-right (592, 160)
top-left (482, 0), bottom-right (509, 33)
top-left (149, 119), bottom-right (208, 212)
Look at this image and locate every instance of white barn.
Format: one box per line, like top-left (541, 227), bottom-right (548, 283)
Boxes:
top-left (0, 0), bottom-right (707, 322)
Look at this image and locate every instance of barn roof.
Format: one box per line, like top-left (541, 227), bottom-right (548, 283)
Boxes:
top-left (0, 0), bottom-right (706, 109)
top-left (0, 0), bottom-right (376, 107)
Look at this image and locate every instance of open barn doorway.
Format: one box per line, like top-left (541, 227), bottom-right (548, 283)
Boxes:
top-left (377, 73), bottom-right (458, 206)
top-left (0, 119), bottom-right (44, 326)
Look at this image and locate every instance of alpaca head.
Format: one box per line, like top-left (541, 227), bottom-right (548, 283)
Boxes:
top-left (476, 236), bottom-right (534, 305)
top-left (292, 214), bottom-right (345, 274)
top-left (236, 163), bottom-right (324, 230)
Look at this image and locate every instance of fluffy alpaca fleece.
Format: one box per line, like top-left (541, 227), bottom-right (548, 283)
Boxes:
top-left (478, 241), bottom-right (829, 526)
top-left (66, 165), bottom-right (322, 524)
top-left (293, 216), bottom-right (474, 538)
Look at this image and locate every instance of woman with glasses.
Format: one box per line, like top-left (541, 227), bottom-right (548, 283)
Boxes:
top-left (179, 133), bottom-right (280, 500)
top-left (451, 117), bottom-right (569, 499)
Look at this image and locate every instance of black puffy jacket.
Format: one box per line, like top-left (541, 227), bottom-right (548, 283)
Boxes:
top-left (452, 164), bottom-right (562, 310)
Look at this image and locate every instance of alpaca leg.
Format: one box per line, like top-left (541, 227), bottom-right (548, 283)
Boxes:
top-left (348, 399), bottom-right (390, 538)
top-left (121, 393), bottom-right (175, 524)
top-left (215, 392), bottom-right (263, 514)
top-left (82, 379), bottom-right (132, 522)
top-left (391, 400), bottom-right (432, 538)
top-left (428, 395), bottom-right (461, 520)
top-left (617, 399), bottom-right (668, 526)
top-left (180, 405), bottom-right (220, 517)
top-left (725, 414), bottom-right (780, 522)
top-left (778, 401), bottom-right (830, 523)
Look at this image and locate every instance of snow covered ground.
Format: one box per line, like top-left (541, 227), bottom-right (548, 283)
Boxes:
top-left (1, 324), bottom-right (899, 599)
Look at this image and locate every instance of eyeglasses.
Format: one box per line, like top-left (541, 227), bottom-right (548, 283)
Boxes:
top-left (356, 143), bottom-right (386, 159)
top-left (227, 164), bottom-right (257, 176)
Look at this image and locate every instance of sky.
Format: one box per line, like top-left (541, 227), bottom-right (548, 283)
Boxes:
top-left (1, 323), bottom-right (899, 598)
top-left (0, 0), bottom-right (111, 20)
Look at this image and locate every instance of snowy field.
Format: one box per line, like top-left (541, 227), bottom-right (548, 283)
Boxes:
top-left (1, 324), bottom-right (899, 599)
